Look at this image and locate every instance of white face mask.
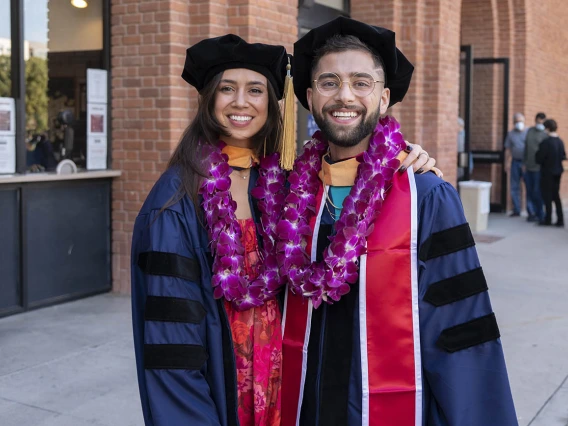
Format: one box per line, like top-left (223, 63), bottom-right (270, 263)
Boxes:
top-left (536, 123), bottom-right (545, 131)
top-left (515, 122), bottom-right (525, 131)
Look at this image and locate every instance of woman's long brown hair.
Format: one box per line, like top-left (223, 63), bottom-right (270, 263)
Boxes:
top-left (166, 71), bottom-right (283, 211)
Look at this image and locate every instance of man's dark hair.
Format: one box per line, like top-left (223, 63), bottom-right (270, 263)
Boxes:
top-left (543, 119), bottom-right (557, 132)
top-left (311, 35), bottom-right (387, 86)
top-left (536, 112), bottom-right (546, 121)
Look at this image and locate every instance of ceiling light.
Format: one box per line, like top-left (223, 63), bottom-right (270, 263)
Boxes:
top-left (71, 0), bottom-right (88, 8)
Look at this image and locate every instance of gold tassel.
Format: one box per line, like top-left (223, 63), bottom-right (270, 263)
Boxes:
top-left (279, 57), bottom-right (296, 171)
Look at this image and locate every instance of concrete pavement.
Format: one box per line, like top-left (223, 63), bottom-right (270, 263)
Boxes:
top-left (0, 212), bottom-right (567, 426)
top-left (475, 212), bottom-right (568, 426)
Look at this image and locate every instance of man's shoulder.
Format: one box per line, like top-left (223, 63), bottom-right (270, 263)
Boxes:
top-left (413, 172), bottom-right (453, 206)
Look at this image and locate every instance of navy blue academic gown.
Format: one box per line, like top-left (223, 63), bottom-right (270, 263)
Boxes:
top-left (295, 172), bottom-right (518, 426)
top-left (131, 167), bottom-right (261, 426)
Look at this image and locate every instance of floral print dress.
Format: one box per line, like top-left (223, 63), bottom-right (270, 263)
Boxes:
top-left (224, 218), bottom-right (283, 426)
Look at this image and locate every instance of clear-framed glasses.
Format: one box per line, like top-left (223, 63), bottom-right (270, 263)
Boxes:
top-left (313, 72), bottom-right (384, 97)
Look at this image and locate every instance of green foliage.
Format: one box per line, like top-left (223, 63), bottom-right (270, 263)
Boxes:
top-left (0, 55), bottom-right (10, 98)
top-left (25, 56), bottom-right (49, 134)
top-left (0, 55), bottom-right (50, 134)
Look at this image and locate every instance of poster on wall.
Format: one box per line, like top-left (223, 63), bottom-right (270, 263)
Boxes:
top-left (87, 135), bottom-right (107, 170)
top-left (86, 69), bottom-right (108, 170)
top-left (87, 103), bottom-right (107, 136)
top-left (0, 97), bottom-right (16, 136)
top-left (87, 69), bottom-right (108, 104)
top-left (0, 135), bottom-right (16, 174)
top-left (86, 103), bottom-right (108, 170)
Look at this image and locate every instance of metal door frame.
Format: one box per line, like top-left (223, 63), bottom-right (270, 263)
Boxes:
top-left (460, 46), bottom-right (510, 212)
top-left (459, 45), bottom-right (473, 182)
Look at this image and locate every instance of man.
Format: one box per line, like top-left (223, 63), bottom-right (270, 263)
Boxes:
top-left (279, 17), bottom-right (517, 426)
top-left (457, 117), bottom-right (473, 180)
top-left (504, 113), bottom-right (528, 217)
top-left (524, 112), bottom-right (547, 222)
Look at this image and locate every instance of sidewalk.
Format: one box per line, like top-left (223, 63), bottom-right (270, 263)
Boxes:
top-left (474, 212), bottom-right (568, 426)
top-left (0, 213), bottom-right (567, 426)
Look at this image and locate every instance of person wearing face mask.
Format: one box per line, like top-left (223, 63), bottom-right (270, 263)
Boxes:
top-left (504, 113), bottom-right (528, 217)
top-left (523, 112), bottom-right (547, 222)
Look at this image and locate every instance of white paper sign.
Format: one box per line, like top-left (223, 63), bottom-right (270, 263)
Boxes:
top-left (0, 135), bottom-right (16, 174)
top-left (0, 97), bottom-right (16, 136)
top-left (87, 69), bottom-right (108, 104)
top-left (87, 103), bottom-right (107, 136)
top-left (87, 135), bottom-right (108, 170)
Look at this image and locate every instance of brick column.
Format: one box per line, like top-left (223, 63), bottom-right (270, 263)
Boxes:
top-left (110, 0), bottom-right (298, 294)
top-left (351, 0), bottom-right (462, 184)
top-left (111, 0), bottom-right (193, 294)
top-left (228, 0), bottom-right (297, 50)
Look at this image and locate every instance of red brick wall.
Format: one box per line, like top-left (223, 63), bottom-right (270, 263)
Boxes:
top-left (111, 0), bottom-right (567, 294)
top-left (524, 0), bottom-right (568, 203)
top-left (461, 0), bottom-right (504, 205)
top-left (110, 0), bottom-right (296, 293)
top-left (351, 0), bottom-right (462, 185)
top-left (111, 0), bottom-right (195, 294)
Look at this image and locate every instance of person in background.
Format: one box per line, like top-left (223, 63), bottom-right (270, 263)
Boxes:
top-left (504, 113), bottom-right (528, 217)
top-left (457, 117), bottom-right (473, 180)
top-left (457, 117), bottom-right (466, 180)
top-left (536, 119), bottom-right (566, 227)
top-left (26, 133), bottom-right (57, 172)
top-left (523, 112), bottom-right (547, 222)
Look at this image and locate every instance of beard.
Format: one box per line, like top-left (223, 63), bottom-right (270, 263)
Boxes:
top-left (312, 102), bottom-right (381, 148)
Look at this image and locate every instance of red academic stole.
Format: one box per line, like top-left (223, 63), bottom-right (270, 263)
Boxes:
top-left (281, 169), bottom-right (422, 426)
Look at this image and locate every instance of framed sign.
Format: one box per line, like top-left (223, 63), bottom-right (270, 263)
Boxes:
top-left (0, 98), bottom-right (16, 136)
top-left (87, 69), bottom-right (108, 104)
top-left (87, 103), bottom-right (107, 136)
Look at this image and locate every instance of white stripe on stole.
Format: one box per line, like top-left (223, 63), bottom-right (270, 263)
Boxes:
top-left (295, 185), bottom-right (328, 426)
top-left (359, 254), bottom-right (370, 426)
top-left (407, 168), bottom-right (423, 426)
top-left (281, 286), bottom-right (289, 336)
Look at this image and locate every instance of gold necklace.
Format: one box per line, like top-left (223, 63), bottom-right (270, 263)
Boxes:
top-left (324, 185), bottom-right (342, 209)
top-left (232, 168), bottom-right (251, 180)
top-left (323, 185), bottom-right (341, 220)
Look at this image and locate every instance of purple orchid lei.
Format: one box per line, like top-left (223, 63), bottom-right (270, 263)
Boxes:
top-left (199, 143), bottom-right (287, 311)
top-left (276, 116), bottom-right (406, 308)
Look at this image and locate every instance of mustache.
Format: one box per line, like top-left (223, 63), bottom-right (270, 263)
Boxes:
top-left (322, 104), bottom-right (366, 114)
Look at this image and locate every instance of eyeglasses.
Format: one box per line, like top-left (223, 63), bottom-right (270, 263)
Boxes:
top-left (313, 72), bottom-right (384, 97)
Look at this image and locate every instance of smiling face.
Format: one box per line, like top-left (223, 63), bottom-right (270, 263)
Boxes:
top-left (214, 68), bottom-right (269, 148)
top-left (307, 50), bottom-right (390, 148)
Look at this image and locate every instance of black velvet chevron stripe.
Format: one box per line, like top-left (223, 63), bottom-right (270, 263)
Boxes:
top-left (217, 299), bottom-right (239, 426)
top-left (144, 344), bottom-right (208, 369)
top-left (138, 251), bottom-right (200, 282)
top-left (145, 296), bottom-right (206, 323)
top-left (437, 313), bottom-right (500, 353)
top-left (419, 223), bottom-right (475, 261)
top-left (424, 267), bottom-right (488, 307)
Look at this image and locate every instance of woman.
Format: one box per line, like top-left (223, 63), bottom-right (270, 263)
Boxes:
top-left (536, 118), bottom-right (566, 227)
top-left (131, 34), bottom-right (437, 426)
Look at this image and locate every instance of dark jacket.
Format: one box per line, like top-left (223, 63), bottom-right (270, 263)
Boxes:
top-left (536, 136), bottom-right (566, 176)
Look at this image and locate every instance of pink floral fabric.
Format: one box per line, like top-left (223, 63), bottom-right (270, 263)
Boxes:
top-left (224, 218), bottom-right (283, 426)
